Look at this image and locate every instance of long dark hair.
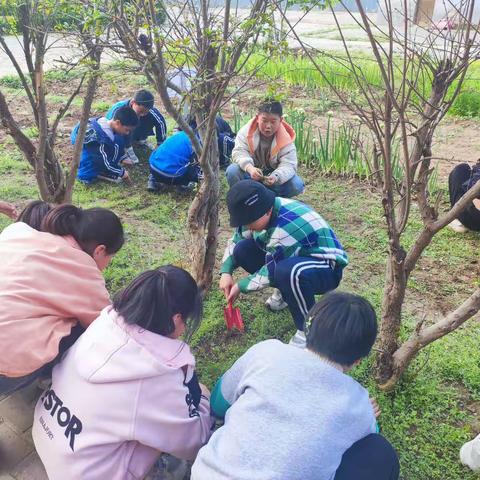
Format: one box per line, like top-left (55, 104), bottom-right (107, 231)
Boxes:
top-left (17, 200), bottom-right (52, 231)
top-left (41, 204), bottom-right (124, 255)
top-left (113, 265), bottom-right (203, 341)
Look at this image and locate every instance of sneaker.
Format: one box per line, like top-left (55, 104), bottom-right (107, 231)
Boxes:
top-left (265, 288), bottom-right (288, 311)
top-left (126, 146), bottom-right (139, 164)
top-left (288, 330), bottom-right (306, 349)
top-left (97, 174), bottom-right (123, 184)
top-left (147, 175), bottom-right (160, 192)
top-left (448, 219), bottom-right (469, 233)
top-left (175, 182), bottom-right (196, 193)
top-left (135, 139), bottom-right (155, 151)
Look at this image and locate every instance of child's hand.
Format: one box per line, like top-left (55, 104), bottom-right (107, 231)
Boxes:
top-left (122, 170), bottom-right (132, 185)
top-left (370, 397), bottom-right (381, 418)
top-left (0, 201), bottom-right (17, 219)
top-left (264, 175), bottom-right (277, 186)
top-left (226, 283), bottom-right (240, 304)
top-left (199, 383), bottom-right (210, 399)
top-left (246, 165), bottom-right (264, 182)
top-left (219, 273), bottom-right (234, 299)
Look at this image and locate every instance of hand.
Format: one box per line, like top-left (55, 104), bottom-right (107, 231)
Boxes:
top-left (219, 273), bottom-right (234, 299)
top-left (370, 397), bottom-right (381, 418)
top-left (226, 283), bottom-right (241, 305)
top-left (122, 170), bottom-right (132, 185)
top-left (263, 175), bottom-right (277, 186)
top-left (121, 156), bottom-right (134, 166)
top-left (246, 165), bottom-right (264, 181)
top-left (0, 201), bottom-right (17, 219)
top-left (199, 383), bottom-right (210, 399)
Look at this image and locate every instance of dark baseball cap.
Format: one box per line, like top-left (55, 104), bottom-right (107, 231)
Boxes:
top-left (227, 180), bottom-right (276, 227)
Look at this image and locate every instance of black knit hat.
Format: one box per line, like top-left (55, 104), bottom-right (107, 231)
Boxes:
top-left (227, 180), bottom-right (276, 227)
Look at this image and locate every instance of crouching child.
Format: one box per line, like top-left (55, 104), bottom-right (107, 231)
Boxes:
top-left (33, 265), bottom-right (213, 480)
top-left (191, 292), bottom-right (400, 480)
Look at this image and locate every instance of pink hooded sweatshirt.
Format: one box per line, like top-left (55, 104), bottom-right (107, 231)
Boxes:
top-left (32, 306), bottom-right (213, 480)
top-left (0, 222), bottom-right (110, 377)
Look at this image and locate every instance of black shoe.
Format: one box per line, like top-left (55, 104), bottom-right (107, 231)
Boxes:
top-left (147, 177), bottom-right (159, 192)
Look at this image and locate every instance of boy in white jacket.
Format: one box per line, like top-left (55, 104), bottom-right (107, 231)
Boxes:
top-left (226, 100), bottom-right (304, 198)
top-left (33, 266), bottom-right (213, 480)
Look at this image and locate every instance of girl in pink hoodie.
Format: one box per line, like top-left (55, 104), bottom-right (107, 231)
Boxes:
top-left (33, 265), bottom-right (213, 480)
top-left (0, 204), bottom-right (124, 394)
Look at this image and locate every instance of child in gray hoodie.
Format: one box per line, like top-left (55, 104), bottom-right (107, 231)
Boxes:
top-left (191, 292), bottom-right (400, 480)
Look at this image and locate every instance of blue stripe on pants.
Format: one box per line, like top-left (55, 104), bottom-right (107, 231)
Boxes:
top-left (232, 238), bottom-right (343, 330)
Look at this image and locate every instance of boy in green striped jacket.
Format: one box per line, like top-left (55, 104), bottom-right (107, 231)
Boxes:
top-left (219, 180), bottom-right (348, 347)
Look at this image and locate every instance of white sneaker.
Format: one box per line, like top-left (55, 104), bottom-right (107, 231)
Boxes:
top-left (126, 146), bottom-right (139, 164)
top-left (448, 219), bottom-right (469, 233)
top-left (288, 330), bottom-right (306, 349)
top-left (265, 288), bottom-right (288, 311)
top-left (135, 139), bottom-right (155, 151)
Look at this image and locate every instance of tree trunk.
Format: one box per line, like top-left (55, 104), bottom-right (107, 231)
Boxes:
top-left (187, 132), bottom-right (220, 292)
top-left (375, 248), bottom-right (407, 386)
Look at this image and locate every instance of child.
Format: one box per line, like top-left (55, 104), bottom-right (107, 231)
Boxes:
top-left (227, 99), bottom-right (304, 198)
top-left (106, 89), bottom-right (167, 164)
top-left (147, 131), bottom-right (201, 192)
top-left (0, 205), bottom-right (124, 394)
top-left (219, 180), bottom-right (348, 347)
top-left (17, 200), bottom-right (52, 230)
top-left (33, 265), bottom-right (213, 480)
top-left (147, 117), bottom-right (235, 192)
top-left (191, 292), bottom-right (400, 480)
top-left (72, 105), bottom-right (138, 184)
top-left (448, 162), bottom-right (480, 232)
top-left (184, 115), bottom-right (236, 168)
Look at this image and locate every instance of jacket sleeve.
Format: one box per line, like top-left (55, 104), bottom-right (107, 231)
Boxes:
top-left (271, 142), bottom-right (298, 184)
top-left (220, 228), bottom-right (252, 274)
top-left (85, 141), bottom-right (125, 178)
top-left (133, 372), bottom-right (213, 461)
top-left (51, 262), bottom-right (111, 328)
top-left (210, 343), bottom-right (262, 418)
top-left (231, 123), bottom-right (255, 171)
top-left (151, 108), bottom-right (167, 145)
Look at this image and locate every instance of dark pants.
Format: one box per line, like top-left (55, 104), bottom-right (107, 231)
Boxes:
top-left (335, 434), bottom-right (400, 480)
top-left (150, 164), bottom-right (200, 186)
top-left (0, 324), bottom-right (84, 395)
top-left (448, 163), bottom-right (480, 231)
top-left (233, 238), bottom-right (342, 330)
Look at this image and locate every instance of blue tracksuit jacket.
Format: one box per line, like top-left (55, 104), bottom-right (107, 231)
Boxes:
top-left (72, 118), bottom-right (126, 182)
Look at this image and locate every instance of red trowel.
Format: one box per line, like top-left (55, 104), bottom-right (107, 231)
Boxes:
top-left (223, 302), bottom-right (244, 331)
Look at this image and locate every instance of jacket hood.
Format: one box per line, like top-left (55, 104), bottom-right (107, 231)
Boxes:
top-left (246, 116), bottom-right (296, 158)
top-left (71, 117), bottom-right (114, 147)
top-left (74, 307), bottom-right (196, 384)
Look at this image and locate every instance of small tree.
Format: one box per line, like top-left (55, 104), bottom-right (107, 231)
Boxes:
top-left (0, 0), bottom-right (106, 203)
top-left (281, 0), bottom-right (480, 389)
top-left (110, 0), bottom-right (276, 290)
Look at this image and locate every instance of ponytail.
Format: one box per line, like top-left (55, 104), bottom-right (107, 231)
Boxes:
top-left (41, 204), bottom-right (124, 255)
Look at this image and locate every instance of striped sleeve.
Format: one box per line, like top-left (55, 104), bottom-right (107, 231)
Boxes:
top-left (150, 108), bottom-right (167, 144)
top-left (220, 228), bottom-right (251, 275)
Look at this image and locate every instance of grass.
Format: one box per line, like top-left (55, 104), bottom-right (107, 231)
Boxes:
top-left (0, 64), bottom-right (479, 478)
top-left (0, 137), bottom-right (479, 479)
top-left (245, 51), bottom-right (480, 119)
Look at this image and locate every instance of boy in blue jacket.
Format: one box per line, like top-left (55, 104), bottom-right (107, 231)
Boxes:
top-left (106, 89), bottom-right (167, 164)
top-left (147, 116), bottom-right (235, 192)
top-left (72, 106), bottom-right (138, 184)
top-left (148, 131), bottom-right (200, 192)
